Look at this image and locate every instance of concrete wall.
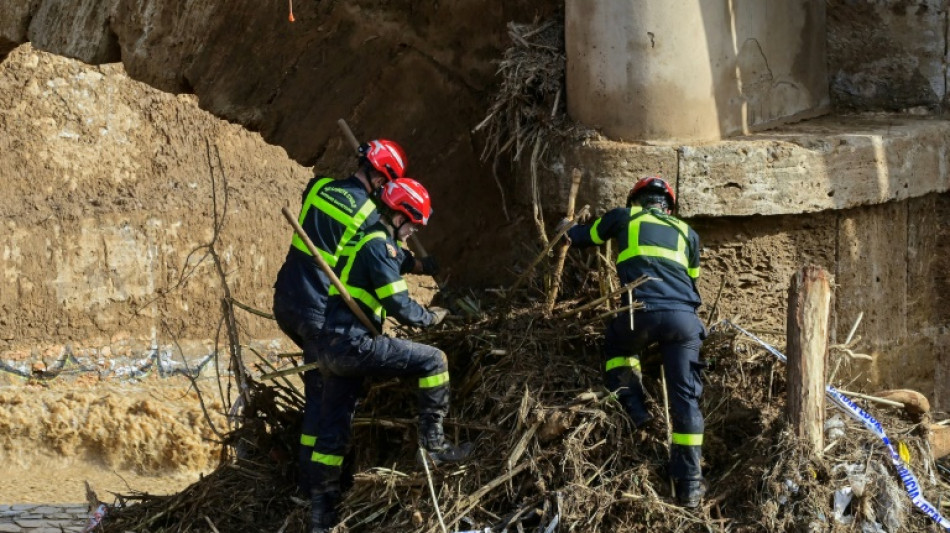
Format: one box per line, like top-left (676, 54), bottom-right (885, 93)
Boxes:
top-left (566, 0), bottom-right (830, 141)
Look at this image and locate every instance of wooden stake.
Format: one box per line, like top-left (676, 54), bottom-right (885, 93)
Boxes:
top-left (786, 265), bottom-right (831, 455)
top-left (544, 168), bottom-right (583, 314)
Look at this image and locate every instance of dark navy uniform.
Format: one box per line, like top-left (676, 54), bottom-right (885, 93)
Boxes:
top-left (311, 222), bottom-right (444, 497)
top-left (568, 205), bottom-right (705, 487)
top-left (272, 174), bottom-right (382, 491)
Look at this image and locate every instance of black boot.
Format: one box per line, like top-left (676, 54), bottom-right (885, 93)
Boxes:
top-left (675, 479), bottom-right (706, 508)
top-left (419, 414), bottom-right (473, 467)
top-left (310, 490), bottom-right (339, 533)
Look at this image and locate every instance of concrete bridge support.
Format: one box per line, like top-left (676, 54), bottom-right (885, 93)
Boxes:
top-left (565, 0), bottom-right (830, 141)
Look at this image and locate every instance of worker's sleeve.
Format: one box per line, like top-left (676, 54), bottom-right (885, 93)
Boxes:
top-left (365, 241), bottom-right (434, 328)
top-left (566, 207), bottom-right (628, 248)
top-left (687, 227), bottom-right (702, 280)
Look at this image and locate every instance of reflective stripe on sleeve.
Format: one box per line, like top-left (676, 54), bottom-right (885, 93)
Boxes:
top-left (300, 434), bottom-right (316, 447)
top-left (376, 279), bottom-right (408, 299)
top-left (589, 218), bottom-right (605, 245)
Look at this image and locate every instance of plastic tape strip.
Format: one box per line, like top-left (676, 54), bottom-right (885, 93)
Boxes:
top-left (723, 320), bottom-right (950, 531)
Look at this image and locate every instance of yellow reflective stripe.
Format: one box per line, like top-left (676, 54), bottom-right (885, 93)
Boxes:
top-left (605, 356), bottom-right (641, 372)
top-left (672, 433), bottom-right (703, 446)
top-left (300, 434), bottom-right (316, 447)
top-left (311, 451), bottom-right (344, 466)
top-left (291, 179), bottom-right (376, 267)
top-left (329, 231), bottom-right (388, 319)
top-left (419, 371), bottom-right (450, 388)
top-left (376, 279), bottom-right (408, 299)
top-left (346, 286), bottom-right (385, 318)
top-left (688, 266), bottom-right (700, 279)
top-left (589, 218), bottom-right (605, 245)
top-left (336, 201), bottom-right (375, 259)
top-left (617, 211), bottom-right (690, 268)
top-left (292, 178), bottom-right (334, 258)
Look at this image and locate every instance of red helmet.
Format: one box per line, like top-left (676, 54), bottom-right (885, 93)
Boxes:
top-left (359, 139), bottom-right (408, 182)
top-left (380, 178), bottom-right (431, 225)
top-left (626, 176), bottom-right (676, 208)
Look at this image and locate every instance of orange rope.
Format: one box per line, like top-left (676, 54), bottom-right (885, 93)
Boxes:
top-left (288, 0), bottom-right (295, 22)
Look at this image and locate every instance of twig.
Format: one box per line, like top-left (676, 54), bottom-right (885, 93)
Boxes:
top-left (203, 515), bottom-right (220, 533)
top-left (836, 388), bottom-right (905, 408)
top-left (508, 205), bottom-right (590, 295)
top-left (661, 365), bottom-right (674, 496)
top-left (590, 302), bottom-right (643, 323)
top-left (228, 298), bottom-right (275, 320)
top-left (419, 447), bottom-right (448, 533)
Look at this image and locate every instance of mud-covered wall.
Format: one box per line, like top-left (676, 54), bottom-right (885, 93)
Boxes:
top-left (694, 194), bottom-right (950, 409)
top-left (0, 45), bottom-right (311, 361)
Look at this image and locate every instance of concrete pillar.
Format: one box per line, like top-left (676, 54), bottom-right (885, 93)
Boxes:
top-left (565, 0), bottom-right (830, 142)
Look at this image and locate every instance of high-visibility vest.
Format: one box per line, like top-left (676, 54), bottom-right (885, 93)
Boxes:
top-left (329, 231), bottom-right (408, 324)
top-left (593, 206), bottom-right (699, 279)
top-left (290, 177), bottom-right (376, 268)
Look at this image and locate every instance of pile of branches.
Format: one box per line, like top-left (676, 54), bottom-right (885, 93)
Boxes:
top-left (97, 255), bottom-right (949, 532)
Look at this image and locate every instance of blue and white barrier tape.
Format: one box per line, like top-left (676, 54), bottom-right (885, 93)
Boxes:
top-left (723, 320), bottom-right (950, 530)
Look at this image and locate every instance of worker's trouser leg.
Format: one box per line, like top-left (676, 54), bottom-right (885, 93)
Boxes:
top-left (604, 310), bottom-right (705, 481)
top-left (655, 311), bottom-right (706, 482)
top-left (603, 315), bottom-right (652, 426)
top-left (273, 291), bottom-right (325, 494)
top-left (314, 331), bottom-right (451, 465)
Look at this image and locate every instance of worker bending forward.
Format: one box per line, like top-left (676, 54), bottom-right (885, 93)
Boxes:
top-left (564, 176), bottom-right (706, 508)
top-left (309, 178), bottom-right (468, 532)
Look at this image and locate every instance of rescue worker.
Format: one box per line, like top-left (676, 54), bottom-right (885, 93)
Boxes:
top-left (561, 176), bottom-right (706, 508)
top-left (271, 140), bottom-right (437, 496)
top-left (308, 178), bottom-right (469, 533)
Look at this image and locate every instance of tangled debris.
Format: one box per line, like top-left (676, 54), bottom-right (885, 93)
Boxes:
top-left (96, 15), bottom-right (948, 533)
top-left (97, 260), bottom-right (949, 533)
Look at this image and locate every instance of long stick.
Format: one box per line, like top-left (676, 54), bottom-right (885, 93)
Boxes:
top-left (545, 168), bottom-right (583, 314)
top-left (282, 206), bottom-right (381, 336)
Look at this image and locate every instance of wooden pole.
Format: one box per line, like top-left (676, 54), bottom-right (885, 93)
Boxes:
top-left (786, 264), bottom-right (831, 455)
top-left (544, 168), bottom-right (583, 314)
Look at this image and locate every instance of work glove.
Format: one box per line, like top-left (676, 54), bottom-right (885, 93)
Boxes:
top-left (429, 306), bottom-right (450, 326)
top-left (420, 256), bottom-right (440, 276)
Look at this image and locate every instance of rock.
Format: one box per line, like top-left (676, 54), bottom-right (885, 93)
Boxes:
top-left (872, 389), bottom-right (930, 416)
top-left (928, 424), bottom-right (950, 459)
